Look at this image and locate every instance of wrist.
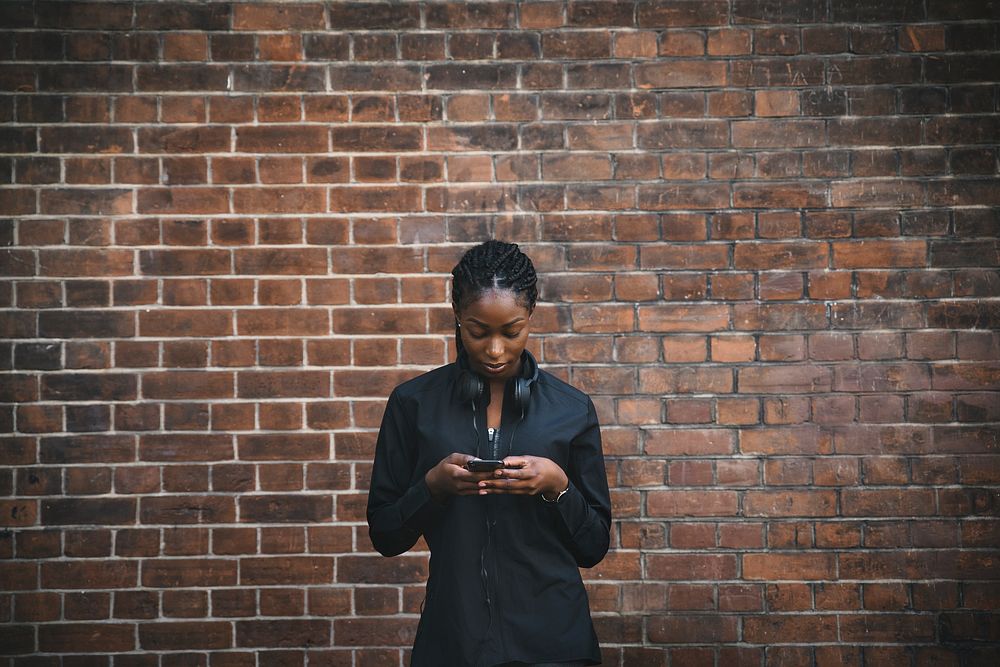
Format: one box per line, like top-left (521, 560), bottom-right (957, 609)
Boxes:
top-left (424, 469), bottom-right (444, 501)
top-left (541, 479), bottom-right (570, 503)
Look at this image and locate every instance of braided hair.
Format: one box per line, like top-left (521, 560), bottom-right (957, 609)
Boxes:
top-left (451, 240), bottom-right (538, 355)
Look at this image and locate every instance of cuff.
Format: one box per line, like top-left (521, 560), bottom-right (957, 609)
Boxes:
top-left (543, 480), bottom-right (587, 535)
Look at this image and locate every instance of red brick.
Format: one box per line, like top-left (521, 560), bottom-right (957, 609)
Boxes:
top-left (638, 305), bottom-right (729, 332)
top-left (648, 615), bottom-right (738, 644)
top-left (833, 240), bottom-right (927, 268)
top-left (741, 426), bottom-right (832, 455)
top-left (646, 553), bottom-right (737, 581)
top-left (841, 614), bottom-right (936, 643)
top-left (650, 490), bottom-right (738, 517)
top-left (137, 188), bottom-right (229, 215)
top-left (744, 553), bottom-right (835, 580)
top-left (232, 3), bottom-right (323, 29)
top-left (746, 490), bottom-right (837, 517)
top-left (745, 614), bottom-right (837, 643)
top-left (645, 428), bottom-right (735, 456)
top-left (732, 120), bottom-right (824, 147)
top-left (41, 559), bottom-right (137, 589)
top-left (139, 621), bottom-right (232, 651)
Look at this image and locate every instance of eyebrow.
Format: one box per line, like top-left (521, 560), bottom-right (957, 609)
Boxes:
top-left (466, 316), bottom-right (526, 328)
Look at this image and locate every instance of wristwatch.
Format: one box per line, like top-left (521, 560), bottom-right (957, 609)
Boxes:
top-left (541, 483), bottom-right (570, 503)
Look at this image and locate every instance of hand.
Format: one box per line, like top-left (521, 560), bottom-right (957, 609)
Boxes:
top-left (424, 453), bottom-right (497, 501)
top-left (478, 455), bottom-right (569, 498)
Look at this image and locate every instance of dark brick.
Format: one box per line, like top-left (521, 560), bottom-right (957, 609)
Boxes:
top-left (232, 65), bottom-right (326, 92)
top-left (729, 58), bottom-right (824, 87)
top-left (42, 498), bottom-right (135, 525)
top-left (732, 0), bottom-right (826, 23)
top-left (36, 2), bottom-right (133, 29)
top-left (330, 126), bottom-right (421, 152)
top-left (638, 121), bottom-right (729, 149)
top-left (140, 496), bottom-right (236, 525)
top-left (41, 374), bottom-right (136, 401)
top-left (137, 126), bottom-right (229, 153)
top-left (425, 64), bottom-right (517, 89)
top-left (139, 621), bottom-right (232, 650)
top-left (1, 128), bottom-right (37, 153)
top-left (638, 1), bottom-right (729, 27)
top-left (239, 495), bottom-right (332, 523)
top-left (40, 435), bottom-right (133, 463)
top-left (38, 622), bottom-right (135, 652)
top-left (136, 3), bottom-right (232, 30)
top-left (329, 65), bottom-right (422, 90)
top-left (14, 343), bottom-right (61, 370)
top-left (38, 311), bottom-right (133, 338)
top-left (425, 3), bottom-right (516, 29)
top-left (136, 65), bottom-right (229, 92)
top-left (0, 2), bottom-right (33, 29)
top-left (831, 0), bottom-right (925, 21)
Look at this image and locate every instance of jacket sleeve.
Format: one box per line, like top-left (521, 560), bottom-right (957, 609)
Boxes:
top-left (366, 389), bottom-right (447, 557)
top-left (546, 398), bottom-right (612, 568)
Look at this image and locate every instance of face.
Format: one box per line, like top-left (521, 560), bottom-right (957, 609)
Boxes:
top-left (456, 289), bottom-right (532, 381)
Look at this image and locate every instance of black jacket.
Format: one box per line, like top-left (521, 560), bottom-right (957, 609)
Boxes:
top-left (367, 351), bottom-right (612, 667)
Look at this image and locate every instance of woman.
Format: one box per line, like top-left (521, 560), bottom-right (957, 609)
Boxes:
top-left (367, 239), bottom-right (612, 667)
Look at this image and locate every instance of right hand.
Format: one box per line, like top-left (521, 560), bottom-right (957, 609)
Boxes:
top-left (425, 453), bottom-right (496, 500)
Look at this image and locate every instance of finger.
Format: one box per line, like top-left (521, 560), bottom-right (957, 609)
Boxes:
top-left (455, 480), bottom-right (490, 493)
top-left (483, 478), bottom-right (534, 492)
top-left (496, 467), bottom-right (528, 480)
top-left (483, 485), bottom-right (535, 495)
top-left (503, 456), bottom-right (529, 469)
top-left (447, 452), bottom-right (476, 465)
top-left (448, 465), bottom-right (494, 481)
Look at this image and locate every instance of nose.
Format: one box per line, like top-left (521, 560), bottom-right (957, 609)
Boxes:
top-left (487, 335), bottom-right (504, 359)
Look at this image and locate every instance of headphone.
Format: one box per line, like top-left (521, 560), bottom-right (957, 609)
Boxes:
top-left (454, 367), bottom-right (533, 418)
top-left (455, 350), bottom-right (538, 459)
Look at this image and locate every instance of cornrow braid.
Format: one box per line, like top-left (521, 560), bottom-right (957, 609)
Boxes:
top-left (451, 239), bottom-right (538, 355)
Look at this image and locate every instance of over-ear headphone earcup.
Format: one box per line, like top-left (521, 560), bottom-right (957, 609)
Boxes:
top-left (456, 370), bottom-right (484, 404)
top-left (512, 378), bottom-right (530, 415)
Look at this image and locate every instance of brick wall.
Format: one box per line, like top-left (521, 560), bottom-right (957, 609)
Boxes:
top-left (2, 1), bottom-right (999, 664)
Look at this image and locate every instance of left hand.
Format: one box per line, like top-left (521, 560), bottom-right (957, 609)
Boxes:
top-left (477, 455), bottom-right (569, 498)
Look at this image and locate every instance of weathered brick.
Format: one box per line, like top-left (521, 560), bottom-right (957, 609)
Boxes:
top-left (635, 61), bottom-right (727, 89)
top-left (638, 1), bottom-right (729, 27)
top-left (240, 556), bottom-right (333, 585)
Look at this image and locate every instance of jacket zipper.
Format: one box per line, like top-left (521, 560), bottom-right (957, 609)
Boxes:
top-left (491, 381), bottom-right (517, 663)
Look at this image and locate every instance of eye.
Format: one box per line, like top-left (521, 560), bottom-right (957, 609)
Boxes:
top-left (503, 329), bottom-right (523, 339)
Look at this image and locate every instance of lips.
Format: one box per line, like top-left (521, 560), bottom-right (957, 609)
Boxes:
top-left (483, 361), bottom-right (507, 375)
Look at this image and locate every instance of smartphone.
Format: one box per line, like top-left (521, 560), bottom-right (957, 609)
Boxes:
top-left (465, 459), bottom-right (505, 472)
